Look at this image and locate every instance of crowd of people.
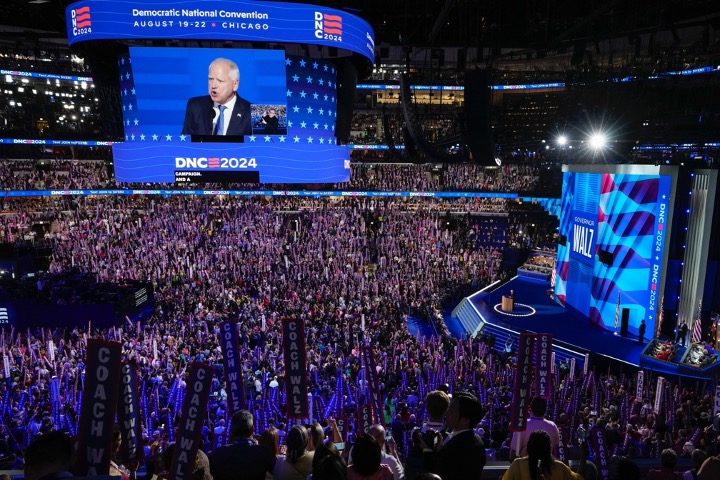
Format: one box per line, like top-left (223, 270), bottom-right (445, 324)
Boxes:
top-left (0, 158), bottom-right (544, 194)
top-left (646, 340), bottom-right (680, 363)
top-left (518, 253), bottom-right (556, 278)
top-left (0, 73), bottom-right (102, 141)
top-left (683, 343), bottom-right (718, 368)
top-left (0, 159), bottom-right (112, 190)
top-left (0, 194), bottom-right (716, 480)
top-left (337, 164), bottom-right (540, 193)
top-left (349, 112), bottom-right (459, 146)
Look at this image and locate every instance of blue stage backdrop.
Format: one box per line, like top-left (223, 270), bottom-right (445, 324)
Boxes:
top-left (555, 169), bottom-right (674, 337)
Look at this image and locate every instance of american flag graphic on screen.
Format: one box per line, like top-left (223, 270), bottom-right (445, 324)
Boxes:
top-left (283, 55), bottom-right (338, 146)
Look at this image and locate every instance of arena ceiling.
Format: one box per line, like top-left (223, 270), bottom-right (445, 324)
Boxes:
top-left (1, 0), bottom-right (719, 49)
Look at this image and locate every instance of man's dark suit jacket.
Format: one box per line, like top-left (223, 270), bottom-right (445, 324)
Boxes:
top-left (426, 430), bottom-right (487, 480)
top-left (209, 441), bottom-right (275, 480)
top-left (182, 94), bottom-right (252, 136)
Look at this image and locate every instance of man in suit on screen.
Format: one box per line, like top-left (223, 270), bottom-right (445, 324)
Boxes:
top-left (182, 57), bottom-right (252, 136)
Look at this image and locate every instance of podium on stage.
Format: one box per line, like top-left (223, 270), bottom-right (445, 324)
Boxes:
top-left (501, 295), bottom-right (514, 312)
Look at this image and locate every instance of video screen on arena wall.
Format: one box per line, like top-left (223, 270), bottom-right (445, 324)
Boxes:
top-left (112, 47), bottom-right (350, 184)
top-left (554, 170), bottom-right (673, 337)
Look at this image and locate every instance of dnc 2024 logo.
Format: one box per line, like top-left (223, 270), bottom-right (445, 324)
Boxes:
top-left (314, 12), bottom-right (342, 42)
top-left (70, 5), bottom-right (92, 36)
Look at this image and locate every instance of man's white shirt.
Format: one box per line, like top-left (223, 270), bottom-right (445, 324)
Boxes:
top-left (213, 94), bottom-right (237, 135)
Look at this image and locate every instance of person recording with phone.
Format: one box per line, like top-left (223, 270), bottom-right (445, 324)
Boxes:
top-left (182, 57), bottom-right (252, 136)
top-left (368, 424), bottom-right (404, 480)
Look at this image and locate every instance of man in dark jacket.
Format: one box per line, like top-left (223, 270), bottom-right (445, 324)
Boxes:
top-left (424, 391), bottom-right (486, 480)
top-left (209, 410), bottom-right (275, 480)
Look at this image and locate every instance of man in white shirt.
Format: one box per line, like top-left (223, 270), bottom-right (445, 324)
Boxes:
top-left (511, 397), bottom-right (561, 457)
top-left (368, 424), bottom-right (404, 480)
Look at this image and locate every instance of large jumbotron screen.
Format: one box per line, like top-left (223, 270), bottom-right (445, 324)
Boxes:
top-left (112, 47), bottom-right (348, 184)
top-left (554, 166), bottom-right (676, 337)
top-left (64, 0), bottom-right (378, 185)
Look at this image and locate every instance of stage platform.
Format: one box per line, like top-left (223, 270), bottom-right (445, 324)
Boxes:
top-left (450, 275), bottom-right (716, 378)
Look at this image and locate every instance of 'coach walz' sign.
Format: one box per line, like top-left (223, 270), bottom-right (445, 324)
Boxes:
top-left (75, 340), bottom-right (122, 476)
top-left (170, 362), bottom-right (214, 480)
top-left (118, 362), bottom-right (144, 468)
top-left (283, 317), bottom-right (308, 418)
top-left (219, 320), bottom-right (245, 417)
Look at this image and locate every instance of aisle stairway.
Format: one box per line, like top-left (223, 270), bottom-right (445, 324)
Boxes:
top-left (450, 291), bottom-right (586, 369)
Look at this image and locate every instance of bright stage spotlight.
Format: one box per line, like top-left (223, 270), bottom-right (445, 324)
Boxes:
top-left (588, 132), bottom-right (607, 150)
top-left (556, 135), bottom-right (568, 146)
